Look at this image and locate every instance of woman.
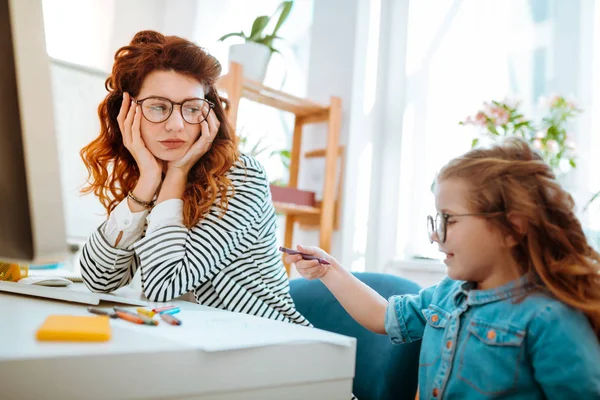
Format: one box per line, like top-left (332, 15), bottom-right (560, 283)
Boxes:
top-left (79, 30), bottom-right (309, 326)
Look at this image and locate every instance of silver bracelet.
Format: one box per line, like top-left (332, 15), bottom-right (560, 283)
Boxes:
top-left (127, 191), bottom-right (154, 208)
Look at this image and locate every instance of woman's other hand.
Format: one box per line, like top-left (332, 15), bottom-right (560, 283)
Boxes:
top-left (167, 102), bottom-right (219, 174)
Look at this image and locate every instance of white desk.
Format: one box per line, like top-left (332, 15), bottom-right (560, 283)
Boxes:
top-left (0, 286), bottom-right (356, 399)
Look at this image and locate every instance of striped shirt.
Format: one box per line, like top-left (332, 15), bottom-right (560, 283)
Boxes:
top-left (80, 154), bottom-right (310, 326)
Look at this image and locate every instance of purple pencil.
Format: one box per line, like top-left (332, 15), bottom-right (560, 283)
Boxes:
top-left (278, 246), bottom-right (331, 265)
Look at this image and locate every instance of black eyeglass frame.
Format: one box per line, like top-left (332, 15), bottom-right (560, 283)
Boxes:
top-left (134, 96), bottom-right (215, 124)
top-left (427, 211), bottom-right (504, 243)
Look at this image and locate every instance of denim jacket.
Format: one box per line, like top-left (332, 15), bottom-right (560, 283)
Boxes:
top-left (385, 275), bottom-right (600, 399)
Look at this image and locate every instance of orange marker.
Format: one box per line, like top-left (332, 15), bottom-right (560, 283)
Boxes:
top-left (115, 311), bottom-right (144, 325)
top-left (114, 307), bottom-right (157, 326)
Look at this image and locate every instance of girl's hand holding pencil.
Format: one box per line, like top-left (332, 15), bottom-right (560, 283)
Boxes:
top-left (281, 245), bottom-right (335, 280)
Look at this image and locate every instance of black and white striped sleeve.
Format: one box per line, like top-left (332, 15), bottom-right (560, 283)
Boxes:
top-left (79, 221), bottom-right (139, 293)
top-left (134, 158), bottom-right (269, 302)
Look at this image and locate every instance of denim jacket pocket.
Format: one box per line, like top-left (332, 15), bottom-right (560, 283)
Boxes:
top-left (419, 306), bottom-right (450, 366)
top-left (458, 319), bottom-right (526, 395)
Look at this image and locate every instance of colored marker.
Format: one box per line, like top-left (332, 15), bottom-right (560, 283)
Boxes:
top-left (152, 305), bottom-right (176, 313)
top-left (137, 307), bottom-right (155, 318)
top-left (160, 312), bottom-right (182, 326)
top-left (87, 306), bottom-right (117, 318)
top-left (114, 307), bottom-right (158, 326)
top-left (278, 246), bottom-right (331, 265)
top-left (159, 307), bottom-right (180, 315)
top-left (114, 311), bottom-right (145, 325)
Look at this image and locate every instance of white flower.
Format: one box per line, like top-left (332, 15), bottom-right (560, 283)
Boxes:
top-left (547, 139), bottom-right (559, 153)
top-left (534, 130), bottom-right (547, 139)
top-left (503, 96), bottom-right (521, 109)
top-left (537, 96), bottom-right (548, 109)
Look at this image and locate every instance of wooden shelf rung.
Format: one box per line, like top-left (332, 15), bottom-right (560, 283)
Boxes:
top-left (218, 69), bottom-right (329, 117)
top-left (274, 202), bottom-right (321, 216)
top-left (304, 146), bottom-right (344, 158)
top-left (241, 91), bottom-right (317, 116)
top-left (243, 79), bottom-right (325, 108)
top-left (296, 111), bottom-right (330, 125)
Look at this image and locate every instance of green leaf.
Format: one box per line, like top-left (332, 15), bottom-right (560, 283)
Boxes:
top-left (569, 159), bottom-right (576, 168)
top-left (471, 138), bottom-right (479, 148)
top-left (249, 16), bottom-right (270, 41)
top-left (258, 34), bottom-right (275, 47)
top-left (217, 31), bottom-right (247, 42)
top-left (271, 1), bottom-right (293, 37)
top-left (583, 190), bottom-right (600, 212)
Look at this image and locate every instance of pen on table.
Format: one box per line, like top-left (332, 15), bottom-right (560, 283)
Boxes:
top-left (136, 307), bottom-right (155, 318)
top-left (278, 246), bottom-right (331, 265)
top-left (160, 312), bottom-right (182, 326)
top-left (87, 307), bottom-right (117, 318)
top-left (114, 307), bottom-right (158, 326)
top-left (159, 307), bottom-right (180, 315)
top-left (152, 305), bottom-right (177, 314)
top-left (114, 311), bottom-right (145, 325)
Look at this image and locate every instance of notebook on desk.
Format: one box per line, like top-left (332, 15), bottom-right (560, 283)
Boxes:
top-left (0, 281), bottom-right (148, 306)
top-left (36, 315), bottom-right (112, 342)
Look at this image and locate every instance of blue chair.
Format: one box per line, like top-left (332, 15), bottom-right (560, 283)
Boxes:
top-left (289, 272), bottom-right (421, 400)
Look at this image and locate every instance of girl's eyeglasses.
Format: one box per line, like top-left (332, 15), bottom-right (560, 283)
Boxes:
top-left (134, 96), bottom-right (214, 124)
top-left (427, 212), bottom-right (504, 243)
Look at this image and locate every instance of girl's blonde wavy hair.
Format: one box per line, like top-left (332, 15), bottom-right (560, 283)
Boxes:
top-left (80, 30), bottom-right (239, 228)
top-left (438, 137), bottom-right (600, 338)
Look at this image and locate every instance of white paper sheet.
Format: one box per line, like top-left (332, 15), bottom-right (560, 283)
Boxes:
top-left (113, 310), bottom-right (354, 352)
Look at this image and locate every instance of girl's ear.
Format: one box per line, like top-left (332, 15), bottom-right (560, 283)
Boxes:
top-left (503, 213), bottom-right (527, 248)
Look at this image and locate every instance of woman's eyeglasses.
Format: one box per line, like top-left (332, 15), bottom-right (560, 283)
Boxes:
top-left (134, 96), bottom-right (214, 124)
top-left (427, 212), bottom-right (504, 243)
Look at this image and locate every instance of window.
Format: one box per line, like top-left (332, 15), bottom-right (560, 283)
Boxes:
top-left (393, 0), bottom-right (599, 262)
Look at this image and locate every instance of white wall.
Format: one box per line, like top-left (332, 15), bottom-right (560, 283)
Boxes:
top-left (51, 60), bottom-right (108, 240)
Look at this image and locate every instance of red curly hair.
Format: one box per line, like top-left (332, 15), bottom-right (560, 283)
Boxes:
top-left (80, 30), bottom-right (239, 228)
top-left (438, 137), bottom-right (600, 339)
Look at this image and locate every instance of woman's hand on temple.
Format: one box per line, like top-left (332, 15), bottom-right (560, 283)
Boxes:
top-left (283, 245), bottom-right (334, 280)
top-left (167, 102), bottom-right (219, 174)
top-left (118, 92), bottom-right (162, 183)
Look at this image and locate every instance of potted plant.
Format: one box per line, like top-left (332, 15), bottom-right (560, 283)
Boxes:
top-left (218, 1), bottom-right (293, 82)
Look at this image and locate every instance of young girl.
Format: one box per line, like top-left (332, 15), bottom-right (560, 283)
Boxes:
top-left (285, 137), bottom-right (600, 398)
top-left (79, 30), bottom-right (309, 326)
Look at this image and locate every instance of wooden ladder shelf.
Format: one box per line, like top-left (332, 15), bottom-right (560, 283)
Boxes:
top-left (217, 63), bottom-right (342, 275)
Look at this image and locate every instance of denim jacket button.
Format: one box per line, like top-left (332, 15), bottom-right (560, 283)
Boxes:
top-left (446, 340), bottom-right (452, 349)
top-left (431, 314), bottom-right (439, 323)
top-left (432, 388), bottom-right (439, 397)
top-left (487, 329), bottom-right (497, 340)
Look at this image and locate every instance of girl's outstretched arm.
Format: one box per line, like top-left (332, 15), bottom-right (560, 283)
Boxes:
top-left (285, 245), bottom-right (388, 333)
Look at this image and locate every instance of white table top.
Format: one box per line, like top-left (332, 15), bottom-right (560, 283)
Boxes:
top-left (0, 285), bottom-right (357, 400)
